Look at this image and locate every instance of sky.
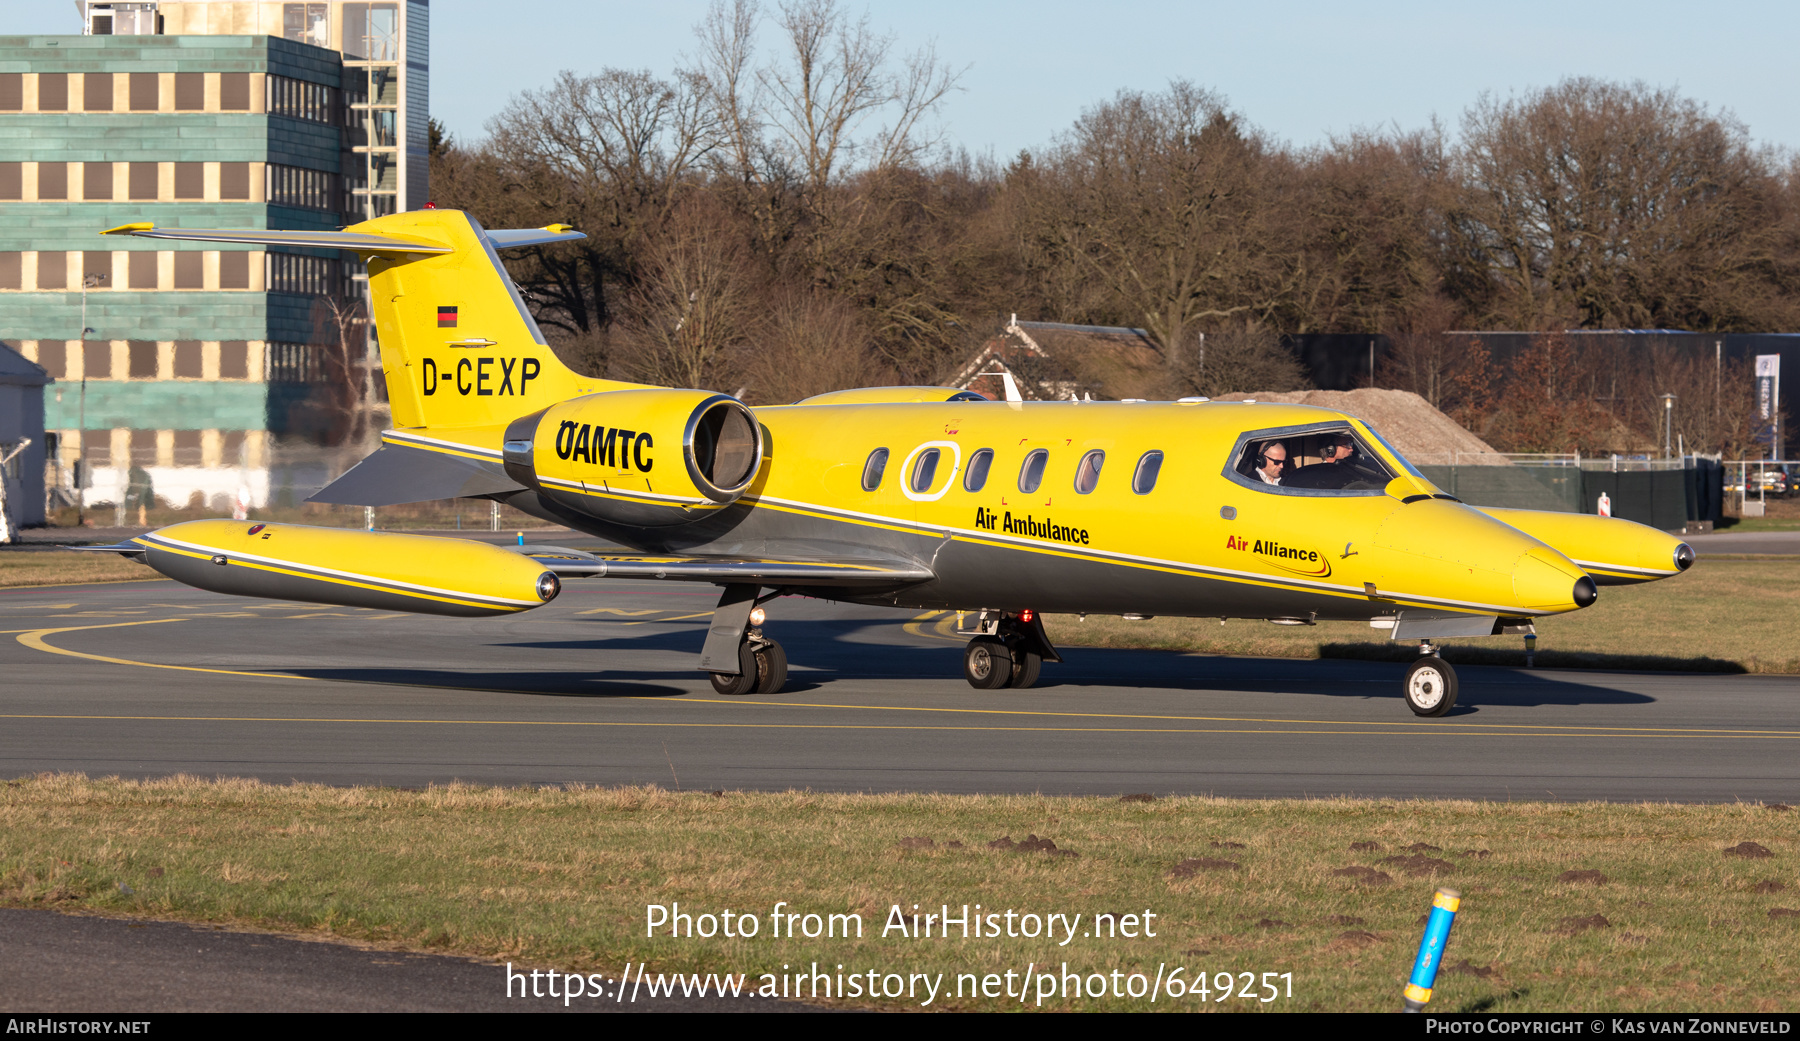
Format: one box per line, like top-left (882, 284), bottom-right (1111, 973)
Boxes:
top-left (13, 0), bottom-right (1800, 158)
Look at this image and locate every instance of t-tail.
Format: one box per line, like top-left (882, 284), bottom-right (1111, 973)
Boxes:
top-left (101, 209), bottom-right (638, 432)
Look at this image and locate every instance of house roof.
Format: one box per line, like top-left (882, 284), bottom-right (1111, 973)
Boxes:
top-left (0, 345), bottom-right (51, 388)
top-left (950, 318), bottom-right (1164, 401)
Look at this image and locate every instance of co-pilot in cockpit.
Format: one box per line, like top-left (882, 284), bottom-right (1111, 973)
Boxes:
top-left (1232, 426), bottom-right (1395, 492)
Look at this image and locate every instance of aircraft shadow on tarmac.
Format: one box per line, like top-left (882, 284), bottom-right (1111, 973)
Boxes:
top-left (283, 618), bottom-right (1655, 712)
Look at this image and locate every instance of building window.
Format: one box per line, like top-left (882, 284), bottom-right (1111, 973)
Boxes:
top-left (0, 252), bottom-right (19, 289)
top-left (219, 162), bottom-right (250, 200)
top-left (267, 164), bottom-right (335, 211)
top-left (342, 3), bottom-right (399, 60)
top-left (268, 75), bottom-right (334, 123)
top-left (0, 74), bottom-right (21, 111)
top-left (83, 252), bottom-right (112, 287)
top-left (128, 162), bottom-right (156, 200)
top-left (283, 3), bottom-right (330, 48)
top-left (173, 430), bottom-right (202, 466)
top-left (38, 251), bottom-right (66, 290)
top-left (0, 163), bottom-right (19, 199)
top-left (128, 251), bottom-right (157, 289)
top-left (174, 163), bottom-right (203, 199)
top-left (128, 341), bottom-right (158, 379)
top-left (174, 72), bottom-right (202, 111)
top-left (83, 343), bottom-right (110, 378)
top-left (84, 162), bottom-right (114, 201)
top-left (173, 341), bottom-right (202, 378)
top-left (267, 342), bottom-right (323, 382)
top-left (267, 252), bottom-right (340, 296)
top-left (38, 163), bottom-right (68, 200)
top-left (219, 341), bottom-right (250, 380)
top-left (130, 429), bottom-right (157, 466)
top-left (83, 431), bottom-right (111, 467)
top-left (218, 252), bottom-right (250, 290)
top-left (83, 72), bottom-right (113, 112)
top-left (173, 252), bottom-right (202, 289)
top-left (36, 342), bottom-right (67, 379)
top-left (129, 72), bottom-right (158, 111)
top-left (220, 73), bottom-right (250, 112)
top-left (38, 74), bottom-right (68, 111)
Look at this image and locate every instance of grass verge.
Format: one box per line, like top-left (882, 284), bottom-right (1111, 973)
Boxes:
top-left (0, 550), bottom-right (163, 588)
top-left (1047, 559), bottom-right (1800, 674)
top-left (2, 775), bottom-right (1796, 1012)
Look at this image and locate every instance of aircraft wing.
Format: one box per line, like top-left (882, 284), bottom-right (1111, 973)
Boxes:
top-left (516, 546), bottom-right (934, 587)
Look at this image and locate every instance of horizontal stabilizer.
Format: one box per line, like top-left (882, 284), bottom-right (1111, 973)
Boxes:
top-left (101, 223), bottom-right (586, 254)
top-left (66, 540), bottom-right (147, 558)
top-left (516, 546), bottom-right (933, 587)
top-left (310, 441), bottom-right (524, 506)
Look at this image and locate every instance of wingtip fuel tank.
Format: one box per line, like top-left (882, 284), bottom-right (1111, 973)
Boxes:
top-left (134, 520), bottom-right (559, 617)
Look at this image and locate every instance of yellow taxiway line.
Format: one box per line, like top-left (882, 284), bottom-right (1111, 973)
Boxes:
top-left (12, 619), bottom-right (1800, 741)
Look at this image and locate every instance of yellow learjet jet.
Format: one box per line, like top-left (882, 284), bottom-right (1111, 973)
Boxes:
top-left (89, 210), bottom-right (1694, 716)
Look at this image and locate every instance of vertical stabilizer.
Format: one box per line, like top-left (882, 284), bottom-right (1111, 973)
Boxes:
top-left (102, 210), bottom-right (640, 432)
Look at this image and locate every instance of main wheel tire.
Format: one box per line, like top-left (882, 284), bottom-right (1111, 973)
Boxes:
top-left (1403, 655), bottom-right (1458, 716)
top-left (752, 639), bottom-right (788, 695)
top-left (708, 641), bottom-right (760, 696)
top-left (1009, 648), bottom-right (1042, 689)
top-left (963, 636), bottom-right (1013, 689)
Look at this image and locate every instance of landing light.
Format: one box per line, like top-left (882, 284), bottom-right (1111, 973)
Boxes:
top-left (748, 606), bottom-right (766, 627)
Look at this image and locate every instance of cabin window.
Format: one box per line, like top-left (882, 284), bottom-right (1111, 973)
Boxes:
top-left (963, 448), bottom-right (993, 492)
top-left (1132, 451), bottom-right (1163, 494)
top-left (861, 448), bottom-right (889, 491)
top-left (1074, 450), bottom-right (1104, 494)
top-left (909, 448), bottom-right (941, 493)
top-left (1018, 449), bottom-right (1048, 494)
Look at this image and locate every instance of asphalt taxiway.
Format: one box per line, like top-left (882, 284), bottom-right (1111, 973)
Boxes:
top-left (2, 572), bottom-right (1797, 802)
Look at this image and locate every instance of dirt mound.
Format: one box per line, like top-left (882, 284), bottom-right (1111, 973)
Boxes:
top-left (1443, 958), bottom-right (1498, 978)
top-left (1558, 869), bottom-right (1609, 884)
top-left (1324, 914), bottom-right (1366, 926)
top-left (1380, 853), bottom-right (1457, 875)
top-left (1349, 841), bottom-right (1383, 852)
top-left (1753, 880), bottom-right (1787, 894)
top-left (1118, 793), bottom-right (1156, 803)
top-left (1331, 866), bottom-right (1393, 885)
top-left (1214, 388), bottom-right (1506, 464)
top-left (1725, 842), bottom-right (1774, 859)
top-left (897, 836), bottom-right (935, 849)
top-left (1554, 913), bottom-right (1611, 934)
top-left (1256, 918), bottom-right (1291, 929)
top-left (1403, 842), bottom-right (1443, 852)
top-left (1170, 858), bottom-right (1240, 877)
top-left (1770, 908), bottom-right (1800, 919)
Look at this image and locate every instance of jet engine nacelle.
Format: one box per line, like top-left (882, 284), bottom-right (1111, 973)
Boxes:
top-left (503, 389), bottom-right (763, 528)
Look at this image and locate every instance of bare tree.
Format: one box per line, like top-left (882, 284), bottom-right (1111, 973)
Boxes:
top-left (1450, 79), bottom-right (1792, 331)
top-left (1172, 320), bottom-right (1307, 398)
top-left (615, 196), bottom-right (760, 391)
top-left (1010, 83), bottom-right (1297, 368)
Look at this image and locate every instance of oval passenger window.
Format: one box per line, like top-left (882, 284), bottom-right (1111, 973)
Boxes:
top-left (910, 448), bottom-right (941, 493)
top-left (1018, 449), bottom-right (1048, 493)
top-left (1074, 450), bottom-right (1104, 494)
top-left (963, 448), bottom-right (993, 492)
top-left (861, 448), bottom-right (889, 491)
top-left (1133, 450), bottom-right (1163, 494)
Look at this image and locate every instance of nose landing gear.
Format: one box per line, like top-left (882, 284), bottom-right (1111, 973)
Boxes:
top-left (700, 584), bottom-right (788, 696)
top-left (1403, 640), bottom-right (1458, 716)
top-left (959, 610), bottom-right (1058, 690)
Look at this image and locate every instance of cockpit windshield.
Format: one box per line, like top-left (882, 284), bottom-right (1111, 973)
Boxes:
top-left (1230, 424), bottom-right (1395, 493)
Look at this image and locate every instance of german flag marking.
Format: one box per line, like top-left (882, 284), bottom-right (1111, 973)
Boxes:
top-left (437, 305), bottom-right (458, 327)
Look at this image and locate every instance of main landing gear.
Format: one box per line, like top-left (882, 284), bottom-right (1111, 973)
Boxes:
top-left (1403, 640), bottom-right (1458, 717)
top-left (700, 584), bottom-right (787, 696)
top-left (960, 610), bottom-right (1059, 690)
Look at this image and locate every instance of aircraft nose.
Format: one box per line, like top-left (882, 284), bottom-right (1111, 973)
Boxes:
top-left (1512, 548), bottom-right (1592, 613)
top-left (1674, 543), bottom-right (1695, 571)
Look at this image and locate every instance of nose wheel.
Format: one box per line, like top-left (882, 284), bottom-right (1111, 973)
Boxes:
top-left (708, 631), bottom-right (787, 695)
top-left (1403, 645), bottom-right (1458, 716)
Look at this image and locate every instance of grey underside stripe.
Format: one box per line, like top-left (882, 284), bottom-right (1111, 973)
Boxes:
top-left (308, 443), bottom-right (524, 507)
